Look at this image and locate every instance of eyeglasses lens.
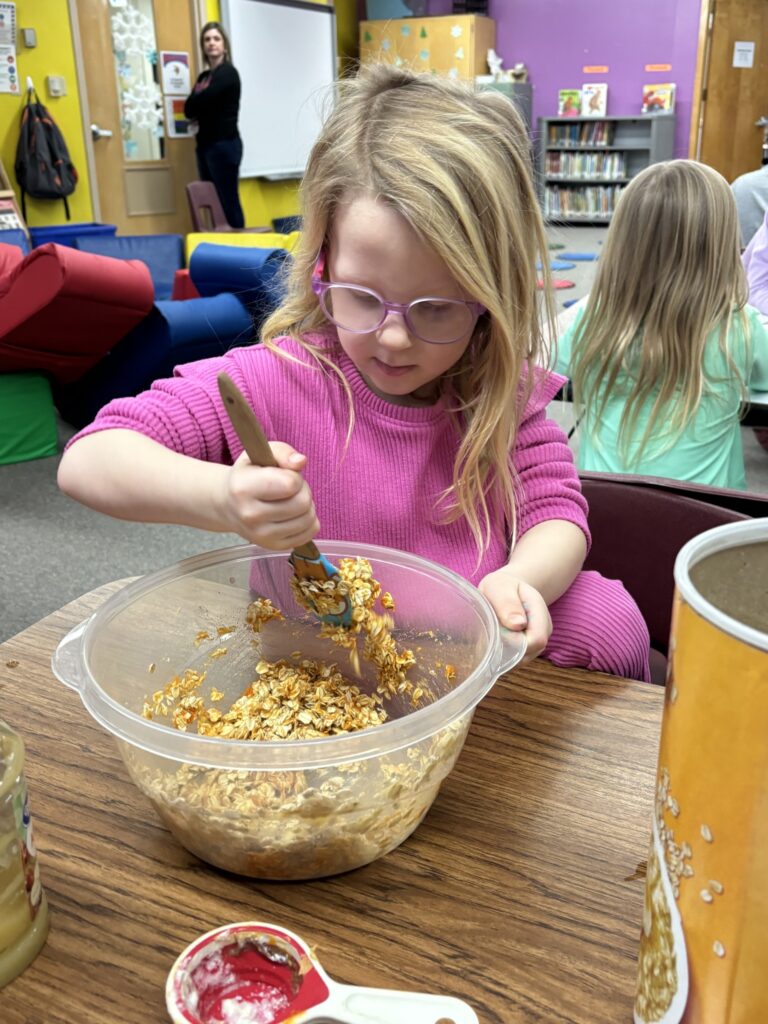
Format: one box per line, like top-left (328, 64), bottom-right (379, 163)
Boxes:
top-left (409, 298), bottom-right (475, 343)
top-left (323, 285), bottom-right (383, 331)
top-left (322, 286), bottom-right (474, 343)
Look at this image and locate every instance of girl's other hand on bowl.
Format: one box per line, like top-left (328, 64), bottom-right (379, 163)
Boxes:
top-left (479, 571), bottom-right (552, 661)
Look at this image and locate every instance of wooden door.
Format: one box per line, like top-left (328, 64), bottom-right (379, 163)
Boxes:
top-left (73, 0), bottom-right (199, 234)
top-left (696, 0), bottom-right (768, 181)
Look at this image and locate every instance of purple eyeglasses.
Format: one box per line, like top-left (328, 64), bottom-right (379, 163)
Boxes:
top-left (311, 252), bottom-right (485, 345)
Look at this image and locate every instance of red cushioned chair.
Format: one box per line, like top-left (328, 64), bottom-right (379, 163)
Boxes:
top-left (0, 242), bottom-right (154, 386)
top-left (579, 472), bottom-right (768, 683)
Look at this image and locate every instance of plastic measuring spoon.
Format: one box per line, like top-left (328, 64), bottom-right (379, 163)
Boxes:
top-left (166, 921), bottom-right (479, 1024)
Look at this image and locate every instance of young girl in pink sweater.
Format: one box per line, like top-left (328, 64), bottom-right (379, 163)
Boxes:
top-left (58, 65), bottom-right (650, 681)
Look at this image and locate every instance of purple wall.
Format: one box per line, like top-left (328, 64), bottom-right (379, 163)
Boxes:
top-left (427, 0), bottom-right (702, 157)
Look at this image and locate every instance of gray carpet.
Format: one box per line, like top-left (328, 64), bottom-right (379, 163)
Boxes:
top-left (2, 226), bottom-right (767, 642)
top-left (0, 421), bottom-right (242, 641)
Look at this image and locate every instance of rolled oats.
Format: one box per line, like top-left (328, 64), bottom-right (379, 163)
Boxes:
top-left (132, 557), bottom-right (463, 877)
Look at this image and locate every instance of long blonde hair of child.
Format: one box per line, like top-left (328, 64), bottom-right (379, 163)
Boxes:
top-left (569, 159), bottom-right (749, 462)
top-left (261, 63), bottom-right (554, 555)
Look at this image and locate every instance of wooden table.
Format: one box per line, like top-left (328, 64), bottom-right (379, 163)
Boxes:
top-left (0, 581), bottom-right (664, 1024)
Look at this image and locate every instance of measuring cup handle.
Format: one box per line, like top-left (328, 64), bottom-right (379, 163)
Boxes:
top-left (315, 983), bottom-right (479, 1024)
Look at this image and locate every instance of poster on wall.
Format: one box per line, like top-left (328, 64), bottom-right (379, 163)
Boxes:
top-left (0, 1), bottom-right (15, 45)
top-left (160, 51), bottom-right (191, 96)
top-left (164, 96), bottom-right (195, 138)
top-left (0, 1), bottom-right (18, 95)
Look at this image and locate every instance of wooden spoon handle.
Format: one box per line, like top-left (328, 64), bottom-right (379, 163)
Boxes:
top-left (217, 372), bottom-right (277, 468)
top-left (217, 372), bottom-right (321, 563)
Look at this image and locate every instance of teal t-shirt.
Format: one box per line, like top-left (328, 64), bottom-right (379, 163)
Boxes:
top-left (554, 305), bottom-right (768, 490)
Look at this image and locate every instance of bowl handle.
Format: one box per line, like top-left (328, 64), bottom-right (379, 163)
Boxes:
top-left (494, 626), bottom-right (527, 677)
top-left (51, 618), bottom-right (91, 693)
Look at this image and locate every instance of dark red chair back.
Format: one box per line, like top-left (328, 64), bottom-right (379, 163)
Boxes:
top-left (184, 181), bottom-right (272, 234)
top-left (579, 472), bottom-right (768, 669)
top-left (185, 180), bottom-right (230, 232)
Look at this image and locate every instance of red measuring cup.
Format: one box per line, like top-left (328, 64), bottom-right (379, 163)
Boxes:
top-left (166, 921), bottom-right (479, 1024)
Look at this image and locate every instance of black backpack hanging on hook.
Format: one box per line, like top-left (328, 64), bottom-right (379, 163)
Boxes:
top-left (14, 87), bottom-right (78, 221)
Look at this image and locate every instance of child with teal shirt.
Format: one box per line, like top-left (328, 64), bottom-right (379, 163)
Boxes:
top-left (554, 160), bottom-right (768, 490)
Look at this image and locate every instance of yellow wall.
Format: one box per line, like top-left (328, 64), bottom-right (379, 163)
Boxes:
top-left (0, 0), bottom-right (94, 227)
top-left (204, 0), bottom-right (358, 228)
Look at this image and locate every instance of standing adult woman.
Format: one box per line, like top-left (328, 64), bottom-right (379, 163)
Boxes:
top-left (184, 21), bottom-right (245, 228)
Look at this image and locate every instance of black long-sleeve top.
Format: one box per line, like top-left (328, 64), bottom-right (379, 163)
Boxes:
top-left (184, 62), bottom-right (241, 146)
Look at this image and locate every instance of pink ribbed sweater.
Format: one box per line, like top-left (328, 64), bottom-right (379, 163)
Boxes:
top-left (70, 333), bottom-right (589, 586)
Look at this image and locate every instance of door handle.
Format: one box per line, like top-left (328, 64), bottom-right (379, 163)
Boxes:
top-left (90, 123), bottom-right (114, 140)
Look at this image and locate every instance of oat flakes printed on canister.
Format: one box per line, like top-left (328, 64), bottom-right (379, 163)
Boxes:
top-left (635, 520), bottom-right (768, 1024)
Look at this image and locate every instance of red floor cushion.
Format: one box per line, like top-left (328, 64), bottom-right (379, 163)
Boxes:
top-left (0, 243), bottom-right (154, 385)
top-left (171, 268), bottom-right (201, 300)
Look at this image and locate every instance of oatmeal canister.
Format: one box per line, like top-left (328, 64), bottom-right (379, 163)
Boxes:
top-left (635, 519), bottom-right (768, 1024)
top-left (0, 719), bottom-right (49, 988)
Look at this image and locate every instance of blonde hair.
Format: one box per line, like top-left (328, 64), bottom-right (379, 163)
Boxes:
top-left (569, 159), bottom-right (749, 462)
top-left (261, 63), bottom-right (554, 555)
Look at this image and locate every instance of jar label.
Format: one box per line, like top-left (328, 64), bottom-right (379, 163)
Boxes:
top-left (12, 782), bottom-right (43, 920)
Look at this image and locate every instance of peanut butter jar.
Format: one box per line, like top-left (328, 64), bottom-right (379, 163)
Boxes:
top-left (635, 520), bottom-right (768, 1024)
top-left (0, 719), bottom-right (49, 988)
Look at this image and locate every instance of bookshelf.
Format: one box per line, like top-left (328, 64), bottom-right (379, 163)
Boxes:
top-left (538, 115), bottom-right (675, 223)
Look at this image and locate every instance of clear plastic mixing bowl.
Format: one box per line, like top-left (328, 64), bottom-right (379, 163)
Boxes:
top-left (52, 542), bottom-right (525, 879)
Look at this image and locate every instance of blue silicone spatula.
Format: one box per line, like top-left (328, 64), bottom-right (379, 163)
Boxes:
top-left (217, 372), bottom-right (352, 627)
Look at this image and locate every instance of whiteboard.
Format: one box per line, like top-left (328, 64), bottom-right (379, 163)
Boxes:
top-left (221, 0), bottom-right (337, 180)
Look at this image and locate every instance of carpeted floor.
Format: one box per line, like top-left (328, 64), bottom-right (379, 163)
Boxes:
top-left (2, 226), bottom-right (767, 642)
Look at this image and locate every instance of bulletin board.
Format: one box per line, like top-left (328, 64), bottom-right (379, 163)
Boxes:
top-left (221, 0), bottom-right (337, 180)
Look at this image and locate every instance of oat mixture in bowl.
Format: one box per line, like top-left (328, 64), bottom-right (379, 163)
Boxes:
top-left (52, 542), bottom-right (525, 879)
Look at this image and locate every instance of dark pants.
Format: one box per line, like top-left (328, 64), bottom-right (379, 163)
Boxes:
top-left (196, 137), bottom-right (245, 229)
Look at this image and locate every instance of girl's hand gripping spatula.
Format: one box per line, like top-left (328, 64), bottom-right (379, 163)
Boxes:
top-left (217, 373), bottom-right (352, 628)
top-left (166, 921), bottom-right (480, 1024)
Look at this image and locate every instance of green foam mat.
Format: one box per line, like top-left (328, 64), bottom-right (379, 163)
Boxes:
top-left (0, 372), bottom-right (58, 465)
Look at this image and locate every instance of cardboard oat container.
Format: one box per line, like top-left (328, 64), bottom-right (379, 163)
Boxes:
top-left (635, 520), bottom-right (768, 1024)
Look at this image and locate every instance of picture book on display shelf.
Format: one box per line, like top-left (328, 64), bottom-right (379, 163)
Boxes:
top-left (558, 89), bottom-right (582, 117)
top-left (642, 83), bottom-right (676, 114)
top-left (581, 83), bottom-right (607, 117)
